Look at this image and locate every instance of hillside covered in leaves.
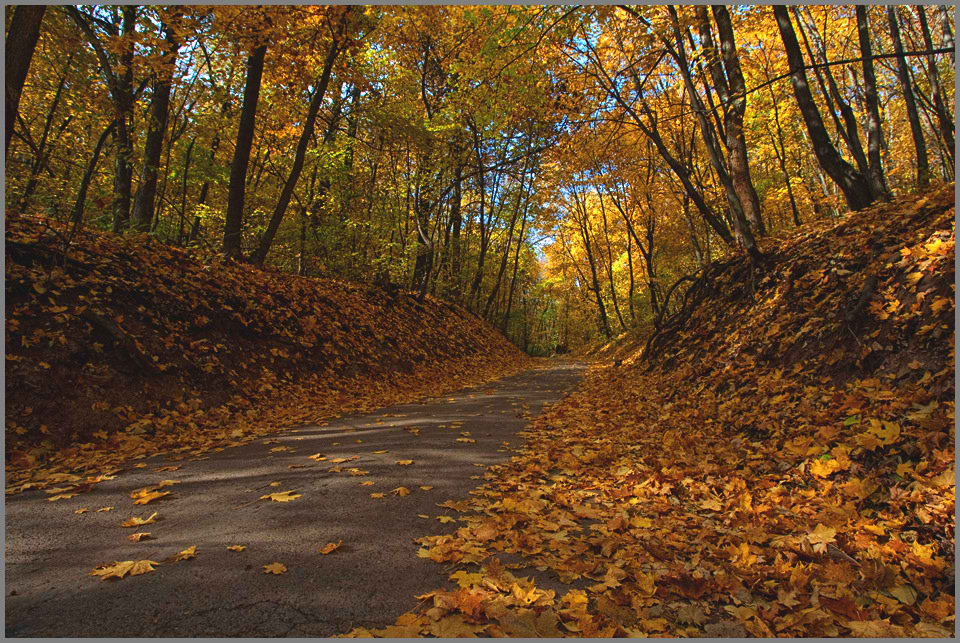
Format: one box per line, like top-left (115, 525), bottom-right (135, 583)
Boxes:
top-left (370, 184), bottom-right (955, 638)
top-left (5, 214), bottom-right (529, 492)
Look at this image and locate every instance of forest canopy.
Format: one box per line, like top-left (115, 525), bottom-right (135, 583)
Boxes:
top-left (6, 5), bottom-right (955, 353)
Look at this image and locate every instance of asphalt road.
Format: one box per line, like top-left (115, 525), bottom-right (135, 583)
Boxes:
top-left (5, 360), bottom-right (584, 637)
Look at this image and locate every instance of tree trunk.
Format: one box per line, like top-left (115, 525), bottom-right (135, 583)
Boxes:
top-left (773, 5), bottom-right (874, 212)
top-left (856, 6), bottom-right (890, 201)
top-left (222, 44), bottom-right (266, 259)
top-left (795, 6), bottom-right (873, 186)
top-left (132, 22), bottom-right (179, 231)
top-left (915, 5), bottom-right (955, 166)
top-left (502, 199), bottom-right (529, 334)
top-left (665, 7), bottom-right (759, 257)
top-left (249, 10), bottom-right (349, 266)
top-left (72, 119), bottom-right (117, 223)
top-left (709, 6), bottom-right (767, 235)
top-left (19, 54), bottom-right (72, 210)
top-left (938, 5), bottom-right (955, 65)
top-left (5, 5), bottom-right (46, 158)
top-left (176, 137), bottom-right (195, 244)
top-left (888, 7), bottom-right (930, 188)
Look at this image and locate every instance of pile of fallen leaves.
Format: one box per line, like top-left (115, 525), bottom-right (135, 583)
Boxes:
top-left (5, 214), bottom-right (529, 494)
top-left (358, 184), bottom-right (954, 637)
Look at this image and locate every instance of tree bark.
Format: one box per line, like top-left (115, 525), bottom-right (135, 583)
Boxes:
top-left (888, 7), bottom-right (930, 188)
top-left (856, 6), bottom-right (890, 201)
top-left (132, 21), bottom-right (179, 231)
top-left (5, 5), bottom-right (46, 158)
top-left (222, 44), bottom-right (266, 259)
top-left (709, 5), bottom-right (767, 235)
top-left (773, 5), bottom-right (875, 212)
top-left (249, 9), bottom-right (350, 266)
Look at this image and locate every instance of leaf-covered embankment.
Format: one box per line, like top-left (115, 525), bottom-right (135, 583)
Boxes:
top-left (390, 183), bottom-right (954, 637)
top-left (5, 214), bottom-right (530, 492)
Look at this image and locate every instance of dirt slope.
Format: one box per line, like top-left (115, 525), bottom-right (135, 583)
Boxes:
top-left (5, 215), bottom-right (529, 491)
top-left (394, 183), bottom-right (954, 637)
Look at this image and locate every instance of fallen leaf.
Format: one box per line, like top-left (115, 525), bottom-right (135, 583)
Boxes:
top-left (173, 546), bottom-right (196, 561)
top-left (74, 508), bottom-right (89, 515)
top-left (392, 486), bottom-right (410, 496)
top-left (370, 493), bottom-right (385, 499)
top-left (263, 562), bottom-right (287, 574)
top-left (396, 460), bottom-right (414, 466)
top-left (260, 490), bottom-right (302, 502)
top-left (121, 512), bottom-right (159, 527)
top-left (90, 560), bottom-right (159, 581)
top-left (128, 532), bottom-right (152, 542)
top-left (319, 541), bottom-right (342, 554)
top-left (419, 486), bottom-right (434, 491)
top-left (131, 490), bottom-right (171, 505)
top-left (226, 545), bottom-right (246, 552)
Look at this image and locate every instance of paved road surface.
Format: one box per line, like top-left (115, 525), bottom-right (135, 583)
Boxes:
top-left (5, 360), bottom-right (584, 637)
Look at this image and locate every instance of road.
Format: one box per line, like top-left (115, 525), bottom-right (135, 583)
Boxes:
top-left (5, 360), bottom-right (584, 637)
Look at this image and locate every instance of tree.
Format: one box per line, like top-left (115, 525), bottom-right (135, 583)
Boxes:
top-left (222, 44), bottom-right (266, 259)
top-left (5, 6), bottom-right (46, 157)
top-left (66, 5), bottom-right (138, 231)
top-left (887, 6), bottom-right (929, 187)
top-left (773, 5), bottom-right (875, 211)
top-left (249, 7), bottom-right (355, 266)
top-left (132, 14), bottom-right (181, 231)
top-left (855, 6), bottom-right (889, 201)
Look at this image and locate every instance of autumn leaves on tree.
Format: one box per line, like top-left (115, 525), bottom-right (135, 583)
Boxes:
top-left (6, 6), bottom-right (955, 351)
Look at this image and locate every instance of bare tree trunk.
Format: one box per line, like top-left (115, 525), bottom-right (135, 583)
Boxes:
top-left (773, 5), bottom-right (875, 211)
top-left (856, 6), bottom-right (890, 201)
top-left (888, 6), bottom-right (930, 188)
top-left (222, 44), bottom-right (266, 259)
top-left (5, 5), bottom-right (46, 158)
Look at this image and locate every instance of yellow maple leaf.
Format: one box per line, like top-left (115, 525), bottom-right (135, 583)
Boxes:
top-left (173, 546), bottom-right (196, 561)
top-left (808, 523), bottom-right (837, 553)
top-left (372, 450), bottom-right (388, 454)
top-left (396, 460), bottom-right (414, 466)
top-left (97, 506), bottom-right (114, 512)
top-left (318, 540), bottom-right (342, 554)
top-left (128, 532), bottom-right (151, 542)
top-left (121, 512), bottom-right (159, 527)
top-left (260, 490), bottom-right (302, 502)
top-left (226, 545), bottom-right (246, 552)
top-left (131, 490), bottom-right (171, 505)
top-left (75, 508), bottom-right (88, 515)
top-left (263, 562), bottom-right (287, 574)
top-left (90, 559), bottom-right (159, 581)
top-left (392, 486), bottom-right (410, 496)
top-left (456, 438), bottom-right (476, 443)
top-left (809, 457), bottom-right (841, 478)
top-left (370, 492), bottom-right (385, 499)
top-left (419, 486), bottom-right (434, 491)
